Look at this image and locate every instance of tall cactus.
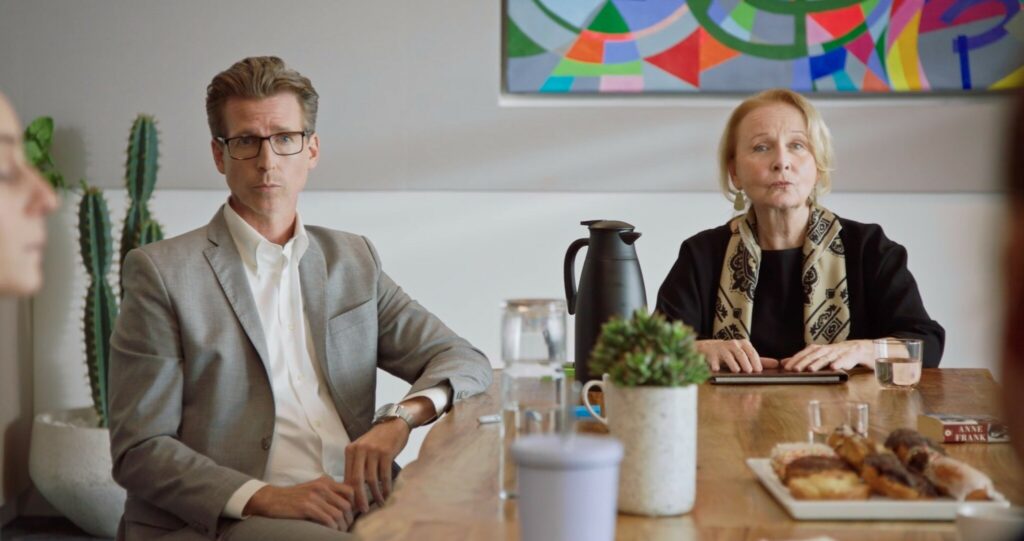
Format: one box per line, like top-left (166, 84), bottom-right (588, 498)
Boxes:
top-left (119, 115), bottom-right (163, 295)
top-left (78, 182), bottom-right (117, 428)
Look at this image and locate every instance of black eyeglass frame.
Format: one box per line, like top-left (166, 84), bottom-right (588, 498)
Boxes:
top-left (215, 130), bottom-right (313, 160)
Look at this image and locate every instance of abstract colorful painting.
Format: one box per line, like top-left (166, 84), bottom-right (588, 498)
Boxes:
top-left (505, 0), bottom-right (1024, 93)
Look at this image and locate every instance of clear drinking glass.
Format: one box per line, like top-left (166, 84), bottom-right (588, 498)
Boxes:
top-left (807, 400), bottom-right (870, 443)
top-left (499, 299), bottom-right (567, 499)
top-left (874, 338), bottom-right (923, 389)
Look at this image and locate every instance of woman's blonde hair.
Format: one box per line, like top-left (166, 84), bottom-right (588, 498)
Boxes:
top-left (717, 88), bottom-right (834, 206)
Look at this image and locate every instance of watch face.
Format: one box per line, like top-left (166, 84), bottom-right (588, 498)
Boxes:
top-left (374, 404), bottom-right (394, 420)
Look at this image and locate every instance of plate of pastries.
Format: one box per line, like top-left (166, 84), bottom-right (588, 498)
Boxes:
top-left (746, 425), bottom-right (1009, 520)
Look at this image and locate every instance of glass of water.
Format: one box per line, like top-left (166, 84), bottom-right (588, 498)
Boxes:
top-left (874, 338), bottom-right (923, 389)
top-left (499, 299), bottom-right (566, 499)
top-left (807, 400), bottom-right (869, 443)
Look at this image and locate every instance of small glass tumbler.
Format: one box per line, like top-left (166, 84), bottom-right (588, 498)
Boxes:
top-left (807, 400), bottom-right (869, 443)
top-left (874, 338), bottom-right (923, 389)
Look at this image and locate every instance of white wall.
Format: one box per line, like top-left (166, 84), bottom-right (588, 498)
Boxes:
top-left (32, 189), bottom-right (1005, 465)
top-left (0, 0), bottom-right (1014, 193)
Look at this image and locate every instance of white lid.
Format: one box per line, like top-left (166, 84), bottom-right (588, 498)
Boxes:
top-left (512, 434), bottom-right (623, 470)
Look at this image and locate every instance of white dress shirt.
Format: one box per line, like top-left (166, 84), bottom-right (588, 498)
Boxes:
top-left (219, 202), bottom-right (449, 518)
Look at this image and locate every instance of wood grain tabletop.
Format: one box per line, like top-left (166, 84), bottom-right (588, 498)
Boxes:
top-left (354, 369), bottom-right (1022, 540)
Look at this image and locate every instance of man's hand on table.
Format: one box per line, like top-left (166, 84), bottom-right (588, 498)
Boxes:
top-left (343, 417), bottom-right (410, 512)
top-left (343, 395), bottom-right (437, 513)
top-left (243, 475), bottom-right (356, 531)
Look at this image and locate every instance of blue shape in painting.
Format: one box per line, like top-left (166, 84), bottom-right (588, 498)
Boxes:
top-left (537, 0), bottom-right (605, 28)
top-left (791, 59), bottom-right (813, 91)
top-left (605, 40), bottom-right (641, 63)
top-left (833, 70), bottom-right (857, 91)
top-left (611, 0), bottom-right (686, 31)
top-left (541, 76), bottom-right (575, 92)
top-left (707, 0), bottom-right (731, 25)
top-left (810, 48), bottom-right (847, 79)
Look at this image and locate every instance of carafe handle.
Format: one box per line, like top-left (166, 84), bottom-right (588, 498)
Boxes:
top-left (563, 238), bottom-right (588, 315)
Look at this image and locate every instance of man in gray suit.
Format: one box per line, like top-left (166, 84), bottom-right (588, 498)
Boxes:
top-left (108, 56), bottom-right (492, 541)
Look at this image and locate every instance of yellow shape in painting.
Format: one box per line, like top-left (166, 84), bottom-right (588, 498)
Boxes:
top-left (991, 66), bottom-right (1024, 90)
top-left (886, 41), bottom-right (908, 90)
top-left (897, 11), bottom-right (925, 90)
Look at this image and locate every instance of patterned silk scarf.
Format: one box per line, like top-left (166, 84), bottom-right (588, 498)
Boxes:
top-left (713, 205), bottom-right (851, 345)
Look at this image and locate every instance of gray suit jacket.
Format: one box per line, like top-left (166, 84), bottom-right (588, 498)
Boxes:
top-left (108, 208), bottom-right (492, 540)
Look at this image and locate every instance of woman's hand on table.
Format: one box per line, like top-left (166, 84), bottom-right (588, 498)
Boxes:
top-left (781, 340), bottom-right (874, 372)
top-left (696, 339), bottom-right (780, 373)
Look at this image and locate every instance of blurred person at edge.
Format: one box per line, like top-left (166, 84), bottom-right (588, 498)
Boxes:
top-left (1001, 90), bottom-right (1024, 541)
top-left (0, 92), bottom-right (59, 297)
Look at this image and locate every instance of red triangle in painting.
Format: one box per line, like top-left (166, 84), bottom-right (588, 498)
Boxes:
top-left (810, 4), bottom-right (864, 38)
top-left (863, 69), bottom-right (889, 91)
top-left (645, 31), bottom-right (700, 87)
top-left (846, 32), bottom-right (874, 64)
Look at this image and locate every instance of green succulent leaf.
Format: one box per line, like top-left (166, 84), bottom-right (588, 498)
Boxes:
top-left (588, 309), bottom-right (709, 387)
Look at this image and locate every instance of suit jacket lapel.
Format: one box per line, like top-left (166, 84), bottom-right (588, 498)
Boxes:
top-left (203, 209), bottom-right (272, 375)
top-left (299, 234), bottom-right (361, 433)
top-left (299, 239), bottom-right (329, 381)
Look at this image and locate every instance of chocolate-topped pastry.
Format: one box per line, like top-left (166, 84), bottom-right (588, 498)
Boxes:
top-left (783, 456), bottom-right (853, 481)
top-left (861, 453), bottom-right (938, 499)
top-left (885, 428), bottom-right (945, 466)
top-left (769, 442), bottom-right (837, 478)
top-left (782, 456), bottom-right (870, 500)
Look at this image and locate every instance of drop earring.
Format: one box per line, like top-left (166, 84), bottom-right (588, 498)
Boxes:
top-left (733, 190), bottom-right (746, 212)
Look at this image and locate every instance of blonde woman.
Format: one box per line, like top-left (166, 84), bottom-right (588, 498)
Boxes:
top-left (656, 89), bottom-right (943, 373)
top-left (0, 92), bottom-right (58, 297)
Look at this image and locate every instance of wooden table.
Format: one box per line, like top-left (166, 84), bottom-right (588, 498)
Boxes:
top-left (354, 369), bottom-right (1023, 540)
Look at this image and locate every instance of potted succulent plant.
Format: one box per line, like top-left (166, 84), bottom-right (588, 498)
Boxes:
top-left (584, 309), bottom-right (709, 516)
top-left (27, 115), bottom-right (163, 538)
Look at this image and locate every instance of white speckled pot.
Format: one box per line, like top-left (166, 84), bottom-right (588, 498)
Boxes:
top-left (586, 379), bottom-right (698, 516)
top-left (29, 408), bottom-right (126, 538)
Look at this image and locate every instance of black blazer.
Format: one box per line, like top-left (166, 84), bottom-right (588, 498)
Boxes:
top-left (656, 217), bottom-right (945, 367)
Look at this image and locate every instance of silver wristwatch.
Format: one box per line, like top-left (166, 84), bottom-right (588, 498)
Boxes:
top-left (372, 403), bottom-right (414, 429)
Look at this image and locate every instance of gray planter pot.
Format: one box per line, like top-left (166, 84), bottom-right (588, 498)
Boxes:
top-left (29, 407), bottom-right (126, 538)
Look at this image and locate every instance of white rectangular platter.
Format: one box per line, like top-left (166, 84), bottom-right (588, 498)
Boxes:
top-left (747, 458), bottom-right (1009, 521)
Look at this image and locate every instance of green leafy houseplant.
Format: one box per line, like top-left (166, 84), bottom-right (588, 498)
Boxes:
top-left (26, 114), bottom-right (164, 427)
top-left (23, 117), bottom-right (67, 190)
top-left (589, 310), bottom-right (710, 387)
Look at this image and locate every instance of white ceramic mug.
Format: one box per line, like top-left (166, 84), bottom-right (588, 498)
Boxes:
top-left (581, 373), bottom-right (610, 424)
top-left (956, 503), bottom-right (1024, 541)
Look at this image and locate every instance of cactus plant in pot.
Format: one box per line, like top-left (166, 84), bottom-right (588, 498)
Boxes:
top-left (28, 115), bottom-right (163, 538)
top-left (581, 309), bottom-right (710, 516)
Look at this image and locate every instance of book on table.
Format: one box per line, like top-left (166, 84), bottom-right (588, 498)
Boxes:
top-left (917, 413), bottom-right (1010, 443)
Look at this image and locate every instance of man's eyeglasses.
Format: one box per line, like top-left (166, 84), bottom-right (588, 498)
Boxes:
top-left (216, 131), bottom-right (311, 160)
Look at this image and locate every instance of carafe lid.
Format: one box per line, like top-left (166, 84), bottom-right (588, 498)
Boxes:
top-left (581, 219), bottom-right (635, 231)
